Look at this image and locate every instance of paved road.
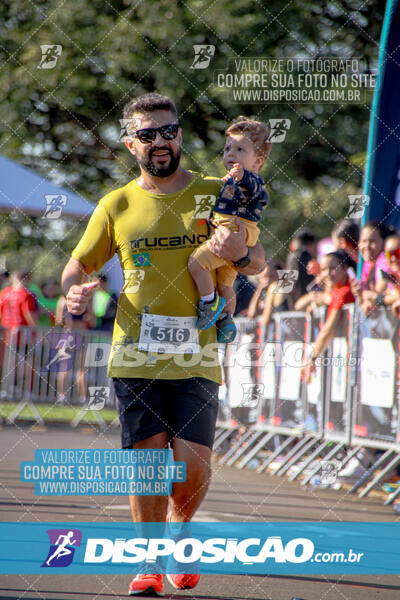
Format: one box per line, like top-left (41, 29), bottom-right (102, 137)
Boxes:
top-left (1, 424), bottom-right (399, 600)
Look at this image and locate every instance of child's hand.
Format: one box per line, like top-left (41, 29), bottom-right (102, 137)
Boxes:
top-left (222, 163), bottom-right (244, 183)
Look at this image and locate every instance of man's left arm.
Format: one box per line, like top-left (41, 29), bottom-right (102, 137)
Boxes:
top-left (206, 218), bottom-right (266, 275)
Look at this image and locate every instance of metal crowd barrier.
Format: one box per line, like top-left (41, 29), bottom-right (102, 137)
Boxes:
top-left (2, 306), bottom-right (400, 504)
top-left (351, 306), bottom-right (400, 501)
top-left (0, 326), bottom-right (115, 428)
top-left (297, 305), bottom-right (355, 486)
top-left (215, 304), bottom-right (400, 505)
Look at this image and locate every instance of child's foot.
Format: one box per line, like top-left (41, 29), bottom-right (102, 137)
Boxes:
top-left (197, 293), bottom-right (226, 330)
top-left (216, 313), bottom-right (237, 343)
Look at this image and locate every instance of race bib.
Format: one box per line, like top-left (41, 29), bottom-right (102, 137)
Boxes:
top-left (138, 313), bottom-right (200, 355)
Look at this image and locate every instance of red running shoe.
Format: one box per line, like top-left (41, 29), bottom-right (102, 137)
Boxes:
top-left (128, 570), bottom-right (164, 596)
top-left (166, 512), bottom-right (200, 590)
top-left (166, 571), bottom-right (200, 590)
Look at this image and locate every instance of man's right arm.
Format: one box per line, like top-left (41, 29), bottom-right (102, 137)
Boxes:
top-left (62, 258), bottom-right (99, 315)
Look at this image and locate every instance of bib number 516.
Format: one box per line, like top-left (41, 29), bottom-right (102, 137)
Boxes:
top-left (151, 327), bottom-right (189, 343)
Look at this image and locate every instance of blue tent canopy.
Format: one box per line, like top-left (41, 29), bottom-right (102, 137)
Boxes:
top-left (0, 154), bottom-right (94, 219)
top-left (0, 154), bottom-right (124, 292)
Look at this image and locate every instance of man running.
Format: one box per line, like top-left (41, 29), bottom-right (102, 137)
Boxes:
top-left (61, 93), bottom-right (265, 595)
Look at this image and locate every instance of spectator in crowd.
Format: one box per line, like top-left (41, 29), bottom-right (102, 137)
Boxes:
top-left (92, 274), bottom-right (118, 331)
top-left (371, 234), bottom-right (400, 313)
top-left (295, 222), bottom-right (359, 314)
top-left (54, 294), bottom-right (96, 404)
top-left (0, 271), bottom-right (38, 398)
top-left (360, 221), bottom-right (392, 289)
top-left (30, 279), bottom-right (61, 329)
top-left (257, 260), bottom-right (289, 327)
top-left (0, 269), bottom-right (9, 290)
top-left (0, 271), bottom-right (38, 397)
top-left (300, 250), bottom-right (355, 384)
top-left (294, 277), bottom-right (332, 313)
top-left (305, 220), bottom-right (359, 285)
top-left (332, 220), bottom-right (359, 266)
top-left (286, 228), bottom-right (317, 309)
top-left (351, 221), bottom-right (393, 315)
top-left (0, 270), bottom-right (38, 328)
top-left (247, 261), bottom-right (276, 318)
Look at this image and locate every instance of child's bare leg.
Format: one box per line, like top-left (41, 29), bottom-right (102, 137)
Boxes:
top-left (218, 284), bottom-right (236, 316)
top-left (190, 256), bottom-right (227, 331)
top-left (188, 256), bottom-right (214, 297)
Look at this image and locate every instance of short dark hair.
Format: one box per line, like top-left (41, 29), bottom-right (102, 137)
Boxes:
top-left (326, 249), bottom-right (355, 270)
top-left (12, 270), bottom-right (31, 281)
top-left (294, 228), bottom-right (316, 245)
top-left (363, 220), bottom-right (396, 241)
top-left (226, 116), bottom-right (271, 159)
top-left (123, 93), bottom-right (178, 134)
top-left (332, 220), bottom-right (359, 249)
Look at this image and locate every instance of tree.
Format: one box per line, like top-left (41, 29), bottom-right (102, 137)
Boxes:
top-left (0, 0), bottom-right (387, 271)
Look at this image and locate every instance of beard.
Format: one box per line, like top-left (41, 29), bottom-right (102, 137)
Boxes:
top-left (139, 146), bottom-right (181, 178)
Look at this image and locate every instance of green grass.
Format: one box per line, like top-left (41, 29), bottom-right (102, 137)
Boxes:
top-left (0, 401), bottom-right (118, 424)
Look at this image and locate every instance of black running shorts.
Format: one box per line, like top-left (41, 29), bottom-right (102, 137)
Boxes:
top-left (113, 377), bottom-right (219, 450)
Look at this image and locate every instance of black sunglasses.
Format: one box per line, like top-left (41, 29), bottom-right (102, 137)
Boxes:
top-left (132, 123), bottom-right (179, 144)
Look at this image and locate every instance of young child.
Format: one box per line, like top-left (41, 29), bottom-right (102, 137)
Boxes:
top-left (188, 116), bottom-right (271, 343)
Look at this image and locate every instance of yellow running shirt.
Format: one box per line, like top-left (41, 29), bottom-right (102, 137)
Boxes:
top-left (71, 172), bottom-right (222, 384)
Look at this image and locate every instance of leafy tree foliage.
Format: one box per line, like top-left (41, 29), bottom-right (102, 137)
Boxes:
top-left (0, 0), bottom-right (387, 277)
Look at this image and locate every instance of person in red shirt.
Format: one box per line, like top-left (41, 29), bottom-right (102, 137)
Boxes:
top-left (0, 270), bottom-right (38, 328)
top-left (301, 250), bottom-right (354, 384)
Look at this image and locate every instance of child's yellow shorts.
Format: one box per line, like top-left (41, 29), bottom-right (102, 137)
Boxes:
top-left (190, 213), bottom-right (260, 287)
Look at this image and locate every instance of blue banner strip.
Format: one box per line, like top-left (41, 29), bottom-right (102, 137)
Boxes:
top-left (0, 522), bottom-right (399, 574)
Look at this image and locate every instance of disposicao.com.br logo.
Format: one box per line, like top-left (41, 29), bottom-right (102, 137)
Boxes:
top-left (83, 535), bottom-right (362, 567)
